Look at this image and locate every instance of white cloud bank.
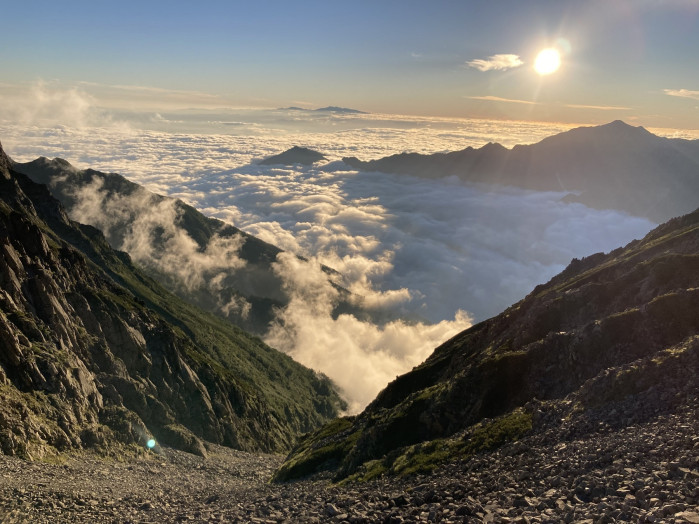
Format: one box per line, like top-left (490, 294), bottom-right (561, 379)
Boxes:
top-left (0, 110), bottom-right (660, 412)
top-left (467, 54), bottom-right (524, 72)
top-left (265, 253), bottom-right (471, 413)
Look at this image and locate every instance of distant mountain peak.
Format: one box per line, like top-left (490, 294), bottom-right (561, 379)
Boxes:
top-left (598, 119), bottom-right (651, 134)
top-left (278, 106), bottom-right (367, 114)
top-left (344, 120), bottom-right (699, 222)
top-left (315, 106), bottom-right (367, 114)
top-left (259, 146), bottom-right (327, 166)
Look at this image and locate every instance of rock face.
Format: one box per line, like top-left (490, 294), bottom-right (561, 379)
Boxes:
top-left (0, 141), bottom-right (344, 459)
top-left (259, 146), bottom-right (327, 165)
top-left (343, 120), bottom-right (699, 222)
top-left (277, 204), bottom-right (699, 481)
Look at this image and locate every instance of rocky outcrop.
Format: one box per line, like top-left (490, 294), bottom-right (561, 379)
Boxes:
top-left (0, 141), bottom-right (12, 180)
top-left (277, 205), bottom-right (699, 481)
top-left (0, 142), bottom-right (344, 459)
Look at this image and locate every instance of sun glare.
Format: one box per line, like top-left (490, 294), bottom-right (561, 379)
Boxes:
top-left (534, 48), bottom-right (561, 75)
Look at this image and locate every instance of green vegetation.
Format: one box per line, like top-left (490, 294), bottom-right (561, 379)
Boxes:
top-left (461, 409), bottom-right (533, 455)
top-left (272, 417), bottom-right (361, 482)
top-left (340, 408), bottom-right (533, 483)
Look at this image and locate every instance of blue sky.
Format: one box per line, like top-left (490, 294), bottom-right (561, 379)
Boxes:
top-left (1, 0), bottom-right (698, 128)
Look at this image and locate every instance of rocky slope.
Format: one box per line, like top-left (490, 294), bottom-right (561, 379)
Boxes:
top-left (0, 404), bottom-right (696, 522)
top-left (276, 203), bottom-right (699, 482)
top-left (343, 120), bottom-right (699, 222)
top-left (14, 155), bottom-right (368, 335)
top-left (0, 140), bottom-right (344, 460)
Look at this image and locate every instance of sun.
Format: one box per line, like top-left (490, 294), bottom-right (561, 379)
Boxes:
top-left (534, 48), bottom-right (561, 75)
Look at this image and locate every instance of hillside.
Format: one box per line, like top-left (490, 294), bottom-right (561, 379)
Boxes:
top-left (276, 203), bottom-right (699, 481)
top-left (343, 120), bottom-right (699, 223)
top-left (14, 156), bottom-right (369, 335)
top-left (0, 141), bottom-right (344, 460)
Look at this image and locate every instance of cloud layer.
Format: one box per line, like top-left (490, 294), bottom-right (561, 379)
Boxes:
top-left (0, 106), bottom-right (661, 411)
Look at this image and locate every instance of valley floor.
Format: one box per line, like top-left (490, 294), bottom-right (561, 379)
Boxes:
top-left (0, 403), bottom-right (697, 523)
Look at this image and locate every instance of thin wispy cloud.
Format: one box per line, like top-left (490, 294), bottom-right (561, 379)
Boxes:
top-left (466, 54), bottom-right (524, 72)
top-left (468, 97), bottom-right (632, 111)
top-left (467, 95), bottom-right (538, 105)
top-left (664, 88), bottom-right (699, 100)
top-left (564, 103), bottom-right (632, 111)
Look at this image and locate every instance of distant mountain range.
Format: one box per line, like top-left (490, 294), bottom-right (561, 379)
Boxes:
top-left (343, 120), bottom-right (699, 223)
top-left (279, 106), bottom-right (367, 114)
top-left (0, 141), bottom-right (344, 459)
top-left (276, 203), bottom-right (699, 481)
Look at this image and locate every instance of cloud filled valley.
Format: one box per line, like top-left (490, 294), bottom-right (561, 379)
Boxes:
top-left (1, 114), bottom-right (658, 412)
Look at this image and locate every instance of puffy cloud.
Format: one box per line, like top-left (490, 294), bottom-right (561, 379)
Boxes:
top-left (67, 177), bottom-right (248, 310)
top-left (467, 54), bottom-right (524, 72)
top-left (0, 80), bottom-right (126, 129)
top-left (265, 253), bottom-right (471, 413)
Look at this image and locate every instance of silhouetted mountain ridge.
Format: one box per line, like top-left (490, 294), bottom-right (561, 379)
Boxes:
top-left (343, 120), bottom-right (699, 222)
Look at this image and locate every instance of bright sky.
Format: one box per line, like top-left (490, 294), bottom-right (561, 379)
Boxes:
top-left (1, 0), bottom-right (698, 129)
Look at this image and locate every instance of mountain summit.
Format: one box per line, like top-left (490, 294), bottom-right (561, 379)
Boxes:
top-left (259, 146), bottom-right (327, 166)
top-left (0, 141), bottom-right (12, 179)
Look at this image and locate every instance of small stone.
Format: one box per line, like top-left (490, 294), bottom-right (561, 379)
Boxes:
top-left (675, 511), bottom-right (699, 523)
top-left (325, 503), bottom-right (340, 517)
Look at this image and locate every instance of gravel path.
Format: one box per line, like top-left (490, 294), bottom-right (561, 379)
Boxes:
top-left (0, 404), bottom-right (697, 523)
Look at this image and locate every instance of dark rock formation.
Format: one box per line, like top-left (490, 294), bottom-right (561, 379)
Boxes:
top-left (0, 141), bottom-right (344, 459)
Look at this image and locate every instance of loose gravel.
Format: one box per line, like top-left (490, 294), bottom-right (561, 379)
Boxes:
top-left (0, 404), bottom-right (697, 523)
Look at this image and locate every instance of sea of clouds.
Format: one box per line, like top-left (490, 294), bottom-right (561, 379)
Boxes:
top-left (0, 84), bottom-right (661, 411)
